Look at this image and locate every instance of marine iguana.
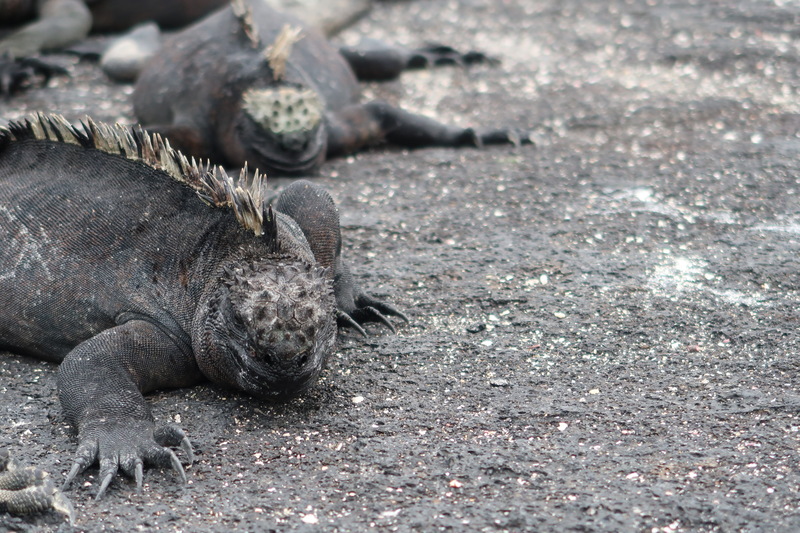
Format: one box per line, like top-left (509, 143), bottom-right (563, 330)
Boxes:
top-left (133, 0), bottom-right (530, 177)
top-left (0, 113), bottom-right (405, 516)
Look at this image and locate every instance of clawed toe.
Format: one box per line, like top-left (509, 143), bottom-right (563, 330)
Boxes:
top-left (409, 44), bottom-right (500, 69)
top-left (0, 449), bottom-right (74, 523)
top-left (338, 291), bottom-right (408, 336)
top-left (338, 310), bottom-right (368, 337)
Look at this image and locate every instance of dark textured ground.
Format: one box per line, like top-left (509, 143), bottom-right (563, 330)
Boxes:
top-left (2, 0), bottom-right (800, 531)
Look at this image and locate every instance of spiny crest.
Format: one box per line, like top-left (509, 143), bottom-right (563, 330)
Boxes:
top-left (231, 0), bottom-right (260, 48)
top-left (264, 24), bottom-right (303, 80)
top-left (0, 113), bottom-right (270, 235)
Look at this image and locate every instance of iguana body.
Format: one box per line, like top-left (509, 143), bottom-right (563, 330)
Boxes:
top-left (133, 0), bottom-right (528, 176)
top-left (0, 113), bottom-right (404, 515)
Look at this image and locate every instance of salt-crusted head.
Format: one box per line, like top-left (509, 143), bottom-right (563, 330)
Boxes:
top-left (194, 257), bottom-right (337, 398)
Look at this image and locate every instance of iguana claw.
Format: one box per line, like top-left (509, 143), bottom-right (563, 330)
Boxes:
top-left (337, 291), bottom-right (408, 335)
top-left (407, 43), bottom-right (500, 69)
top-left (338, 310), bottom-right (368, 337)
top-left (0, 449), bottom-right (75, 524)
top-left (61, 419), bottom-right (192, 498)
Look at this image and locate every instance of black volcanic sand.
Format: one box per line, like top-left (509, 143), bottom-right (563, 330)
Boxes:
top-left (2, 0), bottom-right (799, 531)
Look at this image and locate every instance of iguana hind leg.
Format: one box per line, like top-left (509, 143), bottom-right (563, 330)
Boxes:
top-left (326, 101), bottom-right (531, 157)
top-left (274, 180), bottom-right (407, 334)
top-left (339, 39), bottom-right (499, 81)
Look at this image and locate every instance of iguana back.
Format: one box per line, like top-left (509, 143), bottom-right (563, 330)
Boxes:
top-left (0, 117), bottom-right (254, 362)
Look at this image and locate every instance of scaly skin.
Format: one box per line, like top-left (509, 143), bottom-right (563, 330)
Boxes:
top-left (0, 114), bottom-right (406, 517)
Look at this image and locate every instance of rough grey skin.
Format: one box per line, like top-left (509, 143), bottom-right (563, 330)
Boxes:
top-left (0, 113), bottom-right (405, 517)
top-left (133, 0), bottom-right (529, 176)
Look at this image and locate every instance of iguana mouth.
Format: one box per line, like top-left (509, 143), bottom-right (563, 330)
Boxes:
top-left (250, 127), bottom-right (326, 175)
top-left (229, 334), bottom-right (321, 399)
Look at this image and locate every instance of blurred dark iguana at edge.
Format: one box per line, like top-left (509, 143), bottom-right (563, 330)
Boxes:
top-left (0, 0), bottom-right (230, 93)
top-left (0, 112), bottom-right (406, 518)
top-left (0, 0), bottom-right (374, 92)
top-left (133, 0), bottom-right (531, 177)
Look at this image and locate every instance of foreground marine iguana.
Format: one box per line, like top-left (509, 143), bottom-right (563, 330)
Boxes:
top-left (0, 113), bottom-right (405, 516)
top-left (133, 0), bottom-right (530, 176)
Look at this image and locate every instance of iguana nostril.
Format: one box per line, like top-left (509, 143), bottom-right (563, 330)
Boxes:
top-left (296, 353), bottom-right (309, 368)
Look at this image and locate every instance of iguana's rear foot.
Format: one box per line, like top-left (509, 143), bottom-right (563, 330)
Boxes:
top-left (340, 40), bottom-right (500, 81)
top-left (406, 43), bottom-right (500, 69)
top-left (62, 419), bottom-right (193, 499)
top-left (0, 449), bottom-right (74, 523)
top-left (477, 128), bottom-right (535, 147)
top-left (0, 54), bottom-right (68, 96)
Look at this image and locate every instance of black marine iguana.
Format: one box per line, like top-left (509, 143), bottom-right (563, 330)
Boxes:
top-left (0, 113), bottom-right (405, 516)
top-left (133, 0), bottom-right (531, 176)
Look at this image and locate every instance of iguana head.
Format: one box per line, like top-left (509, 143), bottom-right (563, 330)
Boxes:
top-left (235, 85), bottom-right (327, 176)
top-left (194, 258), bottom-right (336, 398)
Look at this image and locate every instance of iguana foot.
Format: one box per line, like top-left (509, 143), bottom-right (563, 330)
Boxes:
top-left (0, 54), bottom-right (68, 96)
top-left (453, 127), bottom-right (534, 149)
top-left (338, 291), bottom-right (409, 336)
top-left (478, 128), bottom-right (535, 147)
top-left (62, 419), bottom-right (192, 499)
top-left (0, 449), bottom-right (74, 523)
top-left (406, 43), bottom-right (500, 69)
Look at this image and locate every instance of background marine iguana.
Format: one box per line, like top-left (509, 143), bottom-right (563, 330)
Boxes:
top-left (0, 113), bottom-right (405, 516)
top-left (133, 0), bottom-right (530, 177)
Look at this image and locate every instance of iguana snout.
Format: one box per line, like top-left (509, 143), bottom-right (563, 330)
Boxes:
top-left (239, 85), bottom-right (327, 174)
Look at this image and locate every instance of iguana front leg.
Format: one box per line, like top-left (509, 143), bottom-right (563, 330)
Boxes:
top-left (274, 180), bottom-right (408, 335)
top-left (0, 54), bottom-right (68, 95)
top-left (57, 319), bottom-right (202, 498)
top-left (326, 101), bottom-right (530, 157)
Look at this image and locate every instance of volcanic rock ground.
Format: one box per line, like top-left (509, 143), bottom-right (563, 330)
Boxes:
top-left (1, 0), bottom-right (800, 531)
